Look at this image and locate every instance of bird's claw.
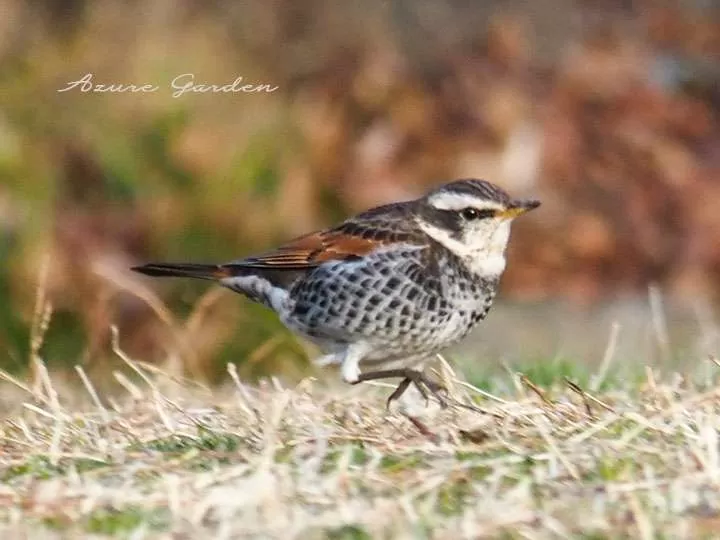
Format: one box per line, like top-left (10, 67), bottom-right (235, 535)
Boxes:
top-left (386, 372), bottom-right (449, 409)
top-left (353, 368), bottom-right (449, 409)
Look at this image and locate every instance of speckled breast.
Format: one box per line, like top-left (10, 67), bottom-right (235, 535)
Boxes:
top-left (285, 246), bottom-right (499, 361)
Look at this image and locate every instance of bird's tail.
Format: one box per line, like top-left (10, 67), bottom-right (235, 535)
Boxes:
top-left (131, 262), bottom-right (231, 280)
top-left (132, 261), bottom-right (290, 312)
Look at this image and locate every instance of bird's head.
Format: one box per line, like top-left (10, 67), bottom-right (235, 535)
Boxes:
top-left (416, 179), bottom-right (540, 277)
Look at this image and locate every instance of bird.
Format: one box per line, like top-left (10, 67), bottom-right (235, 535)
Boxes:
top-left (132, 179), bottom-right (540, 406)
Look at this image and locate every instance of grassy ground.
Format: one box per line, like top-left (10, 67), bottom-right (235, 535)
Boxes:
top-left (1, 342), bottom-right (720, 539)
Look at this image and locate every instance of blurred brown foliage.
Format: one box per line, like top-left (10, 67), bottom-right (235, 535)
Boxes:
top-left (0, 0), bottom-right (717, 379)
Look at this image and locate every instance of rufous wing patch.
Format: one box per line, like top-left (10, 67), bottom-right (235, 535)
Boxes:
top-left (237, 229), bottom-right (389, 270)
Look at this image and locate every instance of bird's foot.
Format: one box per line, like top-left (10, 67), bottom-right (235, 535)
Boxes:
top-left (352, 368), bottom-right (449, 409)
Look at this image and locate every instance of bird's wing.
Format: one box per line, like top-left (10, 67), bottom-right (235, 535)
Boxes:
top-left (228, 202), bottom-right (424, 272)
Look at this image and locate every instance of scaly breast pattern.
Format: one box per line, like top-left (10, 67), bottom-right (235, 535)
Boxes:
top-left (286, 245), bottom-right (499, 362)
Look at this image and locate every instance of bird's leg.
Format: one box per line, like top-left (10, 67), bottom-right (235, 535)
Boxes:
top-left (352, 368), bottom-right (448, 408)
top-left (339, 345), bottom-right (364, 383)
top-left (386, 377), bottom-right (417, 404)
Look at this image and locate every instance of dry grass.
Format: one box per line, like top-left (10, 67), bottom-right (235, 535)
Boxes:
top-left (1, 349), bottom-right (720, 539)
top-left (1, 241), bottom-right (718, 538)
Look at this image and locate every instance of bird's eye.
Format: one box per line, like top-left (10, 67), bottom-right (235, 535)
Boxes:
top-left (460, 208), bottom-right (494, 220)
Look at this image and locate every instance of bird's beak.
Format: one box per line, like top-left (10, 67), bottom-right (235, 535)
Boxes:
top-left (500, 199), bottom-right (541, 219)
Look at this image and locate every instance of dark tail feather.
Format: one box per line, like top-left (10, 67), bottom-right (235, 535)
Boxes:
top-left (131, 262), bottom-right (228, 280)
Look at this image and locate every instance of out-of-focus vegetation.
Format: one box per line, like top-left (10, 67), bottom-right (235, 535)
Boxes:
top-left (0, 0), bottom-right (717, 380)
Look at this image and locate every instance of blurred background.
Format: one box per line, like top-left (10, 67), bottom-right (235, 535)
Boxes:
top-left (0, 0), bottom-right (718, 387)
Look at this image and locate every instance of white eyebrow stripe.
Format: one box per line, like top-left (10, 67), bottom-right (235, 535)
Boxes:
top-left (427, 192), bottom-right (504, 211)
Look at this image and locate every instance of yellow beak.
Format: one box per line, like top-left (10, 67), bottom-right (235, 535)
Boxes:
top-left (499, 199), bottom-right (541, 219)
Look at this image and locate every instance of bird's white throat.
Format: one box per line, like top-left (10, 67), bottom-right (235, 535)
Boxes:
top-left (418, 219), bottom-right (510, 277)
